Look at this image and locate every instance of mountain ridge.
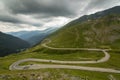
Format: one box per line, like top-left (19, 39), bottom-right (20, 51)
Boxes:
top-left (66, 6), bottom-right (120, 27)
top-left (0, 32), bottom-right (30, 57)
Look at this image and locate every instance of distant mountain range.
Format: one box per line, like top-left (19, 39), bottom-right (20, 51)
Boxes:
top-left (8, 27), bottom-right (59, 46)
top-left (0, 32), bottom-right (30, 57)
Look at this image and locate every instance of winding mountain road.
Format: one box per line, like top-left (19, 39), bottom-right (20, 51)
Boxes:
top-left (9, 60), bottom-right (120, 73)
top-left (9, 40), bottom-right (120, 73)
top-left (41, 40), bottom-right (110, 64)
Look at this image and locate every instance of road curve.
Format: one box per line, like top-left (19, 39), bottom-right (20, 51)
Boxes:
top-left (9, 50), bottom-right (109, 66)
top-left (41, 40), bottom-right (111, 63)
top-left (42, 39), bottom-right (111, 51)
top-left (9, 59), bottom-right (120, 73)
top-left (10, 39), bottom-right (115, 73)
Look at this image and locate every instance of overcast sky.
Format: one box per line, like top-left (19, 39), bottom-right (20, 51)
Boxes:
top-left (0, 0), bottom-right (120, 32)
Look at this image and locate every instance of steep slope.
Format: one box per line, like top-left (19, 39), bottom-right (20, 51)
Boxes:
top-left (0, 32), bottom-right (30, 57)
top-left (46, 7), bottom-right (120, 49)
top-left (8, 27), bottom-right (59, 46)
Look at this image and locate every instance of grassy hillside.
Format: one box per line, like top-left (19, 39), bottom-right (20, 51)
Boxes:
top-left (48, 14), bottom-right (120, 49)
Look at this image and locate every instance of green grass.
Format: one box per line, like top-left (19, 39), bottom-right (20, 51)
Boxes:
top-left (32, 47), bottom-right (104, 61)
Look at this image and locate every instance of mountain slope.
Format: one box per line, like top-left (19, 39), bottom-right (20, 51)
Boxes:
top-left (46, 6), bottom-right (120, 49)
top-left (0, 32), bottom-right (30, 57)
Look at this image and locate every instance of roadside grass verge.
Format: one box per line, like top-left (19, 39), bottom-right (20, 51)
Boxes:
top-left (0, 69), bottom-right (120, 80)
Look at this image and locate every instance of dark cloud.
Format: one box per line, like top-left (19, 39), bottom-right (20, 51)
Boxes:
top-left (0, 14), bottom-right (21, 23)
top-left (1, 0), bottom-right (120, 22)
top-left (2, 0), bottom-right (75, 17)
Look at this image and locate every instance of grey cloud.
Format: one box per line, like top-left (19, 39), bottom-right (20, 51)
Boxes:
top-left (3, 0), bottom-right (75, 17)
top-left (0, 14), bottom-right (21, 23)
top-left (0, 13), bottom-right (43, 26)
top-left (0, 0), bottom-right (120, 29)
